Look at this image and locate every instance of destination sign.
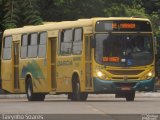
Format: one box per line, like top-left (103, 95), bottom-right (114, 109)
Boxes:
top-left (95, 20), bottom-right (152, 32)
top-left (112, 23), bottom-right (136, 29)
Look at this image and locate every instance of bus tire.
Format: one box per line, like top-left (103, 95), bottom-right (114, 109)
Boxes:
top-left (71, 76), bottom-right (88, 101)
top-left (67, 93), bottom-right (72, 99)
top-left (80, 93), bottom-right (88, 101)
top-left (125, 91), bottom-right (135, 101)
top-left (70, 75), bottom-right (88, 101)
top-left (26, 78), bottom-right (36, 101)
top-left (68, 93), bottom-right (88, 101)
top-left (35, 93), bottom-right (45, 101)
top-left (71, 79), bottom-right (81, 101)
top-left (26, 78), bottom-right (45, 101)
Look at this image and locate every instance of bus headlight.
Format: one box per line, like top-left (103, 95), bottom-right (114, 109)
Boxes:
top-left (97, 71), bottom-right (103, 77)
top-left (148, 72), bottom-right (152, 77)
top-left (96, 71), bottom-right (106, 80)
top-left (144, 70), bottom-right (154, 80)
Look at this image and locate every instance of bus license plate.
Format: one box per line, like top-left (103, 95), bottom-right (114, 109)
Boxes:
top-left (121, 87), bottom-right (131, 90)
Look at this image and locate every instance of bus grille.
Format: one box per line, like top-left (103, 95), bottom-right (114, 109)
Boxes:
top-left (108, 70), bottom-right (143, 75)
top-left (112, 77), bottom-right (139, 80)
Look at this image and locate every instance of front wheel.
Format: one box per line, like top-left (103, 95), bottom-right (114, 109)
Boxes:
top-left (125, 91), bottom-right (135, 101)
top-left (26, 78), bottom-right (45, 101)
top-left (80, 93), bottom-right (88, 101)
top-left (71, 77), bottom-right (88, 101)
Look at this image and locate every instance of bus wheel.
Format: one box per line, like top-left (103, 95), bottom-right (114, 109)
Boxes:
top-left (68, 93), bottom-right (72, 99)
top-left (71, 79), bottom-right (80, 101)
top-left (35, 93), bottom-right (45, 101)
top-left (71, 76), bottom-right (88, 101)
top-left (80, 93), bottom-right (88, 101)
top-left (26, 78), bottom-right (45, 101)
top-left (125, 91), bottom-right (135, 101)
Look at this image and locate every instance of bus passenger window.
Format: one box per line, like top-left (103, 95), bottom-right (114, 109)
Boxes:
top-left (38, 32), bottom-right (47, 58)
top-left (3, 36), bottom-right (12, 60)
top-left (60, 29), bottom-right (72, 55)
top-left (21, 34), bottom-right (28, 58)
top-left (28, 33), bottom-right (38, 58)
top-left (73, 28), bottom-right (83, 54)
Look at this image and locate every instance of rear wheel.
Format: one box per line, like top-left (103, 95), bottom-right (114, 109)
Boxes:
top-left (26, 78), bottom-right (45, 101)
top-left (125, 91), bottom-right (135, 101)
top-left (71, 76), bottom-right (88, 101)
top-left (80, 93), bottom-right (88, 101)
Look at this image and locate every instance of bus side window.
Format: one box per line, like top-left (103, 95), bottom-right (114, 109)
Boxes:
top-left (38, 32), bottom-right (47, 58)
top-left (60, 29), bottom-right (73, 55)
top-left (72, 28), bottom-right (83, 55)
top-left (21, 34), bottom-right (28, 59)
top-left (28, 33), bottom-right (38, 58)
top-left (3, 36), bottom-right (12, 60)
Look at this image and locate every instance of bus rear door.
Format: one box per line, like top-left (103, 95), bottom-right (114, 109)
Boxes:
top-left (13, 41), bottom-right (20, 92)
top-left (50, 37), bottom-right (57, 91)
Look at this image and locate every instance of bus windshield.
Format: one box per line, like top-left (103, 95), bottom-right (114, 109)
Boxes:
top-left (95, 34), bottom-right (153, 67)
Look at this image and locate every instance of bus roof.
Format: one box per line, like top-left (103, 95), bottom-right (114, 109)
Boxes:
top-left (3, 17), bottom-right (151, 36)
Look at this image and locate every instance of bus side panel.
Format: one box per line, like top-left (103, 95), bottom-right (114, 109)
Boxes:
top-left (20, 59), bottom-right (49, 93)
top-left (0, 32), bottom-right (2, 89)
top-left (1, 60), bottom-right (14, 93)
top-left (56, 57), bottom-right (73, 93)
top-left (72, 55), bottom-right (83, 91)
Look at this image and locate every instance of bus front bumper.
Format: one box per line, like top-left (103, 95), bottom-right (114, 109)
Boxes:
top-left (93, 77), bottom-right (155, 93)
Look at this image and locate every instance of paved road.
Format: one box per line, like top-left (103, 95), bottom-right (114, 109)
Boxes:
top-left (0, 93), bottom-right (160, 120)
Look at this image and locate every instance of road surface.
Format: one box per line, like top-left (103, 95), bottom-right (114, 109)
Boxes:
top-left (0, 93), bottom-right (160, 120)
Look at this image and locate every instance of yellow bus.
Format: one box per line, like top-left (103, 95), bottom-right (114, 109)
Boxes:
top-left (1, 17), bottom-right (155, 101)
top-left (155, 36), bottom-right (160, 90)
top-left (0, 31), bottom-right (2, 91)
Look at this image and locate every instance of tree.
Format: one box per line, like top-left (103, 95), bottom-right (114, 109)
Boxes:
top-left (141, 0), bottom-right (160, 14)
top-left (149, 12), bottom-right (160, 36)
top-left (0, 0), bottom-right (43, 30)
top-left (16, 0), bottom-right (43, 27)
top-left (0, 0), bottom-right (17, 30)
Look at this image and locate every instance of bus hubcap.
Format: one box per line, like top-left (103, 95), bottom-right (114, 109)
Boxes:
top-left (28, 85), bottom-right (31, 97)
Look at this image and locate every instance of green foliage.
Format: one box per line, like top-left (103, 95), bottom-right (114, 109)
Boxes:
top-left (141, 0), bottom-right (160, 14)
top-left (103, 2), bottom-right (147, 18)
top-left (0, 0), bottom-right (43, 30)
top-left (16, 0), bottom-right (43, 26)
top-left (125, 7), bottom-right (147, 17)
top-left (149, 12), bottom-right (160, 36)
top-left (35, 0), bottom-right (150, 20)
top-left (0, 0), bottom-right (5, 31)
top-left (0, 0), bottom-right (17, 30)
top-left (140, 0), bottom-right (160, 37)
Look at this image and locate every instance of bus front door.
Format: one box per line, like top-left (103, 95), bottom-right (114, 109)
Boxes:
top-left (13, 42), bottom-right (20, 91)
top-left (85, 35), bottom-right (93, 90)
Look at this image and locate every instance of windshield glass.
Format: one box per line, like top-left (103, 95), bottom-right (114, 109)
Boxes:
top-left (95, 34), bottom-right (153, 67)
